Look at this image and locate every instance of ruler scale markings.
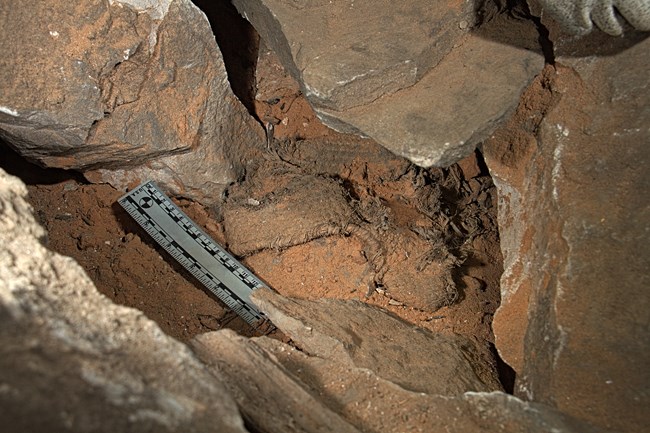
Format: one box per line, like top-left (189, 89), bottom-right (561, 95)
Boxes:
top-left (118, 181), bottom-right (267, 326)
top-left (124, 192), bottom-right (252, 305)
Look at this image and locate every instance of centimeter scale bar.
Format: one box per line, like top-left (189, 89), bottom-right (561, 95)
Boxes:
top-left (118, 181), bottom-right (267, 327)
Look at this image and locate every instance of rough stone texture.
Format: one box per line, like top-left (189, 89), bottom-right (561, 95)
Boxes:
top-left (315, 25), bottom-right (544, 167)
top-left (0, 168), bottom-right (246, 433)
top-left (485, 36), bottom-right (650, 433)
top-left (194, 332), bottom-right (605, 433)
top-left (254, 41), bottom-right (301, 105)
top-left (193, 330), bottom-right (361, 433)
top-left (0, 160), bottom-right (601, 433)
top-left (252, 287), bottom-right (503, 395)
top-left (234, 0), bottom-right (474, 111)
top-left (0, 0), bottom-right (264, 204)
top-left (234, 1), bottom-right (544, 166)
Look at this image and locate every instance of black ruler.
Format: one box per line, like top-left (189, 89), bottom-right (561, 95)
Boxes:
top-left (118, 181), bottom-right (267, 326)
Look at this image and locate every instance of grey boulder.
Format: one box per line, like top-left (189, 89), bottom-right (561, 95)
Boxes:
top-left (0, 0), bottom-right (264, 204)
top-left (0, 167), bottom-right (246, 433)
top-left (234, 0), bottom-right (544, 166)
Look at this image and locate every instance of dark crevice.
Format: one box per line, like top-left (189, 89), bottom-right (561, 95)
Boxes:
top-left (0, 0), bottom-right (518, 410)
top-left (241, 411), bottom-right (267, 433)
top-left (0, 138), bottom-right (85, 185)
top-left (528, 10), bottom-right (556, 64)
top-left (474, 148), bottom-right (491, 178)
top-left (191, 0), bottom-right (259, 117)
top-left (489, 342), bottom-right (517, 394)
top-left (473, 0), bottom-right (555, 64)
top-left (475, 0), bottom-right (528, 25)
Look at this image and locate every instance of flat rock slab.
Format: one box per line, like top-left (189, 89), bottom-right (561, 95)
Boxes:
top-left (252, 287), bottom-right (503, 395)
top-left (255, 337), bottom-right (607, 433)
top-left (485, 36), bottom-right (650, 433)
top-left (0, 0), bottom-right (264, 204)
top-left (316, 25), bottom-right (544, 167)
top-left (192, 329), bottom-right (605, 433)
top-left (234, 0), bottom-right (474, 111)
top-left (235, 1), bottom-right (544, 166)
top-left (193, 330), bottom-right (362, 433)
top-left (0, 168), bottom-right (245, 433)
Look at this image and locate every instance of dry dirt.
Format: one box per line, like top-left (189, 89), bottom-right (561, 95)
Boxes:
top-left (0, 24), bottom-right (507, 383)
top-left (2, 118), bottom-right (502, 343)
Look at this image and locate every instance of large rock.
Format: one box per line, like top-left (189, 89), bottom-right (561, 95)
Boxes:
top-left (0, 0), bottom-right (264, 204)
top-left (234, 0), bottom-right (473, 111)
top-left (485, 35), bottom-right (650, 432)
top-left (234, 0), bottom-right (544, 166)
top-left (193, 330), bottom-right (362, 433)
top-left (0, 168), bottom-right (246, 433)
top-left (251, 287), bottom-right (503, 395)
top-left (195, 331), bottom-right (605, 433)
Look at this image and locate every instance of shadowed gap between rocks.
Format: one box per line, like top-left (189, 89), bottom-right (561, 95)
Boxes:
top-left (0, 0), bottom-right (522, 413)
top-left (473, 0), bottom-right (644, 58)
top-left (491, 342), bottom-right (516, 393)
top-left (0, 137), bottom-right (266, 339)
top-left (191, 0), bottom-right (260, 117)
top-left (0, 138), bottom-right (85, 186)
top-left (1, 1), bottom-right (647, 431)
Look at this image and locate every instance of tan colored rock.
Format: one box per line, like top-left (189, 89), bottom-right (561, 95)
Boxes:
top-left (485, 37), bottom-right (650, 433)
top-left (0, 168), bottom-right (245, 433)
top-left (315, 27), bottom-right (544, 167)
top-left (252, 287), bottom-right (503, 395)
top-left (193, 330), bottom-right (361, 433)
top-left (0, 0), bottom-right (264, 204)
top-left (234, 1), bottom-right (544, 166)
top-left (233, 0), bottom-right (474, 111)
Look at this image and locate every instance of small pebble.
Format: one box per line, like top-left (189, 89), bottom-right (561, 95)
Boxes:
top-left (246, 198), bottom-right (260, 206)
top-left (63, 182), bottom-right (78, 192)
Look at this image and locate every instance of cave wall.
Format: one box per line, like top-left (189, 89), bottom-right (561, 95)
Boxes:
top-left (485, 34), bottom-right (649, 433)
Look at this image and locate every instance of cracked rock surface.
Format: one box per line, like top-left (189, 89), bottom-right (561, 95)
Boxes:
top-left (1, 164), bottom-right (599, 433)
top-left (234, 0), bottom-right (544, 166)
top-left (192, 303), bottom-right (605, 433)
top-left (0, 0), bottom-right (264, 204)
top-left (234, 0), bottom-right (475, 111)
top-left (0, 167), bottom-right (246, 433)
top-left (251, 287), bottom-right (503, 395)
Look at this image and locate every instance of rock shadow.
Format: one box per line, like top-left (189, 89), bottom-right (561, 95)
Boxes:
top-left (191, 0), bottom-right (260, 116)
top-left (473, 0), bottom-right (648, 60)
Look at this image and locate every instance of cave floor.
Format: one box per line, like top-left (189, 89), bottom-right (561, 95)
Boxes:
top-left (7, 99), bottom-right (502, 355)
